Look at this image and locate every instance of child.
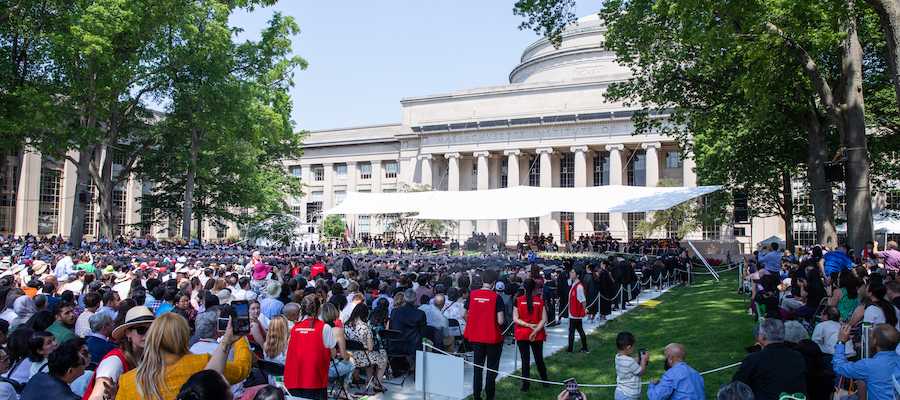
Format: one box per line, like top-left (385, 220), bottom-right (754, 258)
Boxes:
top-left (614, 331), bottom-right (648, 400)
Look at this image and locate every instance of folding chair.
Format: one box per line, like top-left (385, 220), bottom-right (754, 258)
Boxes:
top-left (344, 340), bottom-right (370, 391)
top-left (256, 360), bottom-right (285, 385)
top-left (448, 319), bottom-right (471, 360)
top-left (378, 328), bottom-right (414, 387)
top-left (328, 358), bottom-right (352, 400)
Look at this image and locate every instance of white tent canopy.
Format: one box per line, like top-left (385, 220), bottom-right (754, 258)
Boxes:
top-left (836, 210), bottom-right (900, 234)
top-left (323, 185), bottom-right (722, 220)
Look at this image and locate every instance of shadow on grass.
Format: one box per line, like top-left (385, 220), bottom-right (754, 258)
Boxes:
top-left (478, 275), bottom-right (756, 400)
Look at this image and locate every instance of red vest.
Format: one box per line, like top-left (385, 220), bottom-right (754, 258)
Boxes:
top-left (82, 349), bottom-right (131, 400)
top-left (569, 281), bottom-right (585, 318)
top-left (284, 318), bottom-right (330, 390)
top-left (311, 263), bottom-right (325, 279)
top-left (514, 295), bottom-right (547, 342)
top-left (464, 289), bottom-right (503, 344)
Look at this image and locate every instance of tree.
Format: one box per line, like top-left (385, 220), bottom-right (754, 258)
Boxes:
top-left (245, 212), bottom-right (303, 247)
top-left (135, 10), bottom-right (307, 238)
top-left (373, 183), bottom-right (459, 241)
top-left (515, 0), bottom-right (876, 251)
top-left (318, 214), bottom-right (345, 241)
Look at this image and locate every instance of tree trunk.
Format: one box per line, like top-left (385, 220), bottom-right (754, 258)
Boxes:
top-left (838, 16), bottom-right (875, 253)
top-left (182, 108), bottom-right (201, 239)
top-left (801, 108), bottom-right (838, 248)
top-left (69, 150), bottom-right (91, 247)
top-left (0, 151), bottom-right (7, 216)
top-left (865, 0), bottom-right (900, 117)
top-left (782, 171), bottom-right (795, 252)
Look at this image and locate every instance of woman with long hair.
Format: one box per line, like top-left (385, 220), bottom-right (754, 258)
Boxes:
top-left (84, 306), bottom-right (155, 400)
top-left (211, 278), bottom-right (226, 295)
top-left (247, 300), bottom-right (267, 358)
top-left (829, 268), bottom-right (860, 320)
top-left (788, 268), bottom-right (827, 319)
top-left (322, 302), bottom-right (355, 399)
top-left (344, 303), bottom-right (387, 393)
top-left (368, 298), bottom-right (390, 329)
top-left (512, 278), bottom-right (548, 392)
top-left (2, 328), bottom-right (34, 385)
top-left (284, 294), bottom-right (335, 400)
top-left (795, 339), bottom-right (835, 400)
top-left (442, 287), bottom-right (467, 337)
top-left (27, 331), bottom-right (56, 378)
top-left (861, 282), bottom-right (900, 329)
top-left (116, 312), bottom-right (250, 400)
top-left (263, 315), bottom-right (291, 385)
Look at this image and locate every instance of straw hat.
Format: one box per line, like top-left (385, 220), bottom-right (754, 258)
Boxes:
top-left (112, 306), bottom-right (155, 340)
top-left (216, 288), bottom-right (233, 305)
top-left (265, 281), bottom-right (282, 298)
top-left (32, 260), bottom-right (48, 275)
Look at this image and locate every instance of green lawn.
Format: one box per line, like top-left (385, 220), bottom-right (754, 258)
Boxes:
top-left (488, 274), bottom-right (757, 400)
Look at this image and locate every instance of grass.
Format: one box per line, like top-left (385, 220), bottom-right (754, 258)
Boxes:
top-left (485, 274), bottom-right (757, 400)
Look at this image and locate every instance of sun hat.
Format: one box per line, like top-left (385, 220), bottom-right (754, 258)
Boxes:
top-left (265, 281), bottom-right (282, 298)
top-left (114, 272), bottom-right (129, 284)
top-left (103, 265), bottom-right (115, 274)
top-left (217, 288), bottom-right (233, 305)
top-left (253, 263), bottom-right (272, 280)
top-left (31, 260), bottom-right (47, 275)
top-left (112, 306), bottom-right (155, 340)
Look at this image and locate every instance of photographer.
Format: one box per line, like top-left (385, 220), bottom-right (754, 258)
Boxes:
top-left (833, 323), bottom-right (900, 400)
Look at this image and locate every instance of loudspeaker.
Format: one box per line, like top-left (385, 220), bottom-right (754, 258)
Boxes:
top-left (824, 164), bottom-right (844, 182)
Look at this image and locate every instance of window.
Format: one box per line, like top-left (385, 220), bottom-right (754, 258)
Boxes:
top-left (336, 165), bottom-right (347, 180)
top-left (291, 196), bottom-right (303, 218)
top-left (500, 157), bottom-right (508, 188)
top-left (627, 212), bottom-right (646, 239)
top-left (666, 152), bottom-right (682, 168)
top-left (702, 222), bottom-right (720, 240)
top-left (360, 163), bottom-right (372, 179)
top-left (307, 191), bottom-right (323, 223)
top-left (498, 219), bottom-right (507, 239)
top-left (627, 150), bottom-right (646, 186)
top-left (383, 189), bottom-right (397, 194)
top-left (0, 165), bottom-right (19, 235)
top-left (216, 218), bottom-right (227, 238)
top-left (38, 169), bottom-right (62, 235)
top-left (335, 190), bottom-right (347, 205)
top-left (528, 217), bottom-right (540, 237)
top-left (358, 215), bottom-right (370, 233)
top-left (84, 180), bottom-right (97, 236)
top-left (560, 153), bottom-right (574, 187)
top-left (887, 188), bottom-right (900, 210)
top-left (291, 166), bottom-right (302, 178)
top-left (793, 230), bottom-right (816, 247)
top-left (593, 213), bottom-right (609, 233)
top-left (594, 152), bottom-right (609, 186)
top-left (113, 184), bottom-right (127, 236)
top-left (385, 162), bottom-right (398, 178)
top-left (313, 165), bottom-right (324, 181)
top-left (528, 158), bottom-right (540, 187)
top-left (113, 150), bottom-right (128, 166)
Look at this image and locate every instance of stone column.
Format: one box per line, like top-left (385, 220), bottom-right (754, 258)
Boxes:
top-left (682, 151), bottom-right (697, 187)
top-left (571, 146), bottom-right (590, 239)
top-left (504, 149), bottom-right (521, 244)
top-left (445, 153), bottom-right (462, 240)
top-left (418, 154), bottom-right (432, 187)
top-left (474, 151), bottom-right (490, 233)
top-left (536, 147), bottom-right (554, 238)
top-left (370, 160), bottom-right (383, 234)
top-left (15, 150), bottom-right (41, 236)
top-left (322, 163), bottom-right (334, 210)
top-left (346, 162), bottom-right (358, 236)
top-left (642, 142), bottom-right (661, 188)
top-left (58, 152), bottom-right (78, 236)
top-left (606, 144), bottom-right (626, 239)
top-left (300, 164), bottom-right (312, 223)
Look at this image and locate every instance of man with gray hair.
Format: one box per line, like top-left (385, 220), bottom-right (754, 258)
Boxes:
top-left (85, 312), bottom-right (115, 361)
top-left (733, 318), bottom-right (807, 400)
top-left (0, 293), bottom-right (20, 323)
top-left (190, 311), bottom-right (263, 400)
top-left (717, 381), bottom-right (754, 400)
top-left (281, 302), bottom-right (301, 325)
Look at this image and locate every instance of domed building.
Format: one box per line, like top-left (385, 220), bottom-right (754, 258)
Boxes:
top-left (291, 14), bottom-right (713, 246)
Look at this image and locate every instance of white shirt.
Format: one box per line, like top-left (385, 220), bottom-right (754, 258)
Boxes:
top-left (113, 279), bottom-right (132, 301)
top-left (0, 309), bottom-right (16, 324)
top-left (568, 279), bottom-right (586, 319)
top-left (95, 353), bottom-right (126, 380)
top-left (75, 310), bottom-right (94, 338)
top-left (340, 301), bottom-right (363, 324)
top-left (615, 354), bottom-right (643, 398)
top-left (811, 320), bottom-right (856, 357)
top-left (864, 304), bottom-right (900, 330)
top-left (3, 358), bottom-right (32, 384)
top-left (232, 289), bottom-right (248, 301)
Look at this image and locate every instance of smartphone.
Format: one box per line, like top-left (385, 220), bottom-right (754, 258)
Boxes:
top-left (564, 378), bottom-right (583, 400)
top-left (216, 301), bottom-right (251, 336)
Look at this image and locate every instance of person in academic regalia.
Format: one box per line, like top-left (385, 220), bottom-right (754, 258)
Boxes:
top-left (597, 260), bottom-right (616, 321)
top-left (582, 263), bottom-right (599, 323)
top-left (554, 261), bottom-right (571, 324)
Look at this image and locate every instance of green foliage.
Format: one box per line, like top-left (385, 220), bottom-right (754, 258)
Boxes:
top-left (318, 214), bottom-right (346, 240)
top-left (374, 183), bottom-right (459, 240)
top-left (633, 179), bottom-right (728, 238)
top-left (512, 0), bottom-right (578, 48)
top-left (245, 213), bottom-right (302, 246)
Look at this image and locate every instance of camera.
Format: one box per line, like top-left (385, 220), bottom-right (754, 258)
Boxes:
top-left (217, 300), bottom-right (251, 336)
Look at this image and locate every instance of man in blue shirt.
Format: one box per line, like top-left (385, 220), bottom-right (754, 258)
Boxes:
top-left (647, 343), bottom-right (706, 400)
top-left (757, 242), bottom-right (783, 274)
top-left (821, 246), bottom-right (854, 277)
top-left (833, 323), bottom-right (900, 400)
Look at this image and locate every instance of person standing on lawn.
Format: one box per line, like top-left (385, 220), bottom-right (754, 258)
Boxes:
top-left (462, 269), bottom-right (505, 400)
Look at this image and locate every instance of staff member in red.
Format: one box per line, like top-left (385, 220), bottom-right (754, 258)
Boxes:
top-left (284, 294), bottom-right (335, 400)
top-left (512, 278), bottom-right (549, 392)
top-left (566, 267), bottom-right (589, 353)
top-left (462, 269), bottom-right (505, 400)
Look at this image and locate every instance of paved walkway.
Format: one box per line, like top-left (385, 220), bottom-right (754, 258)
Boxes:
top-left (353, 283), bottom-right (677, 400)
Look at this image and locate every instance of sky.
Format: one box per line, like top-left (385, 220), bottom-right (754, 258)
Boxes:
top-left (228, 1), bottom-right (605, 132)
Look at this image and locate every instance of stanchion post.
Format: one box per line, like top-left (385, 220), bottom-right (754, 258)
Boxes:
top-left (422, 338), bottom-right (427, 400)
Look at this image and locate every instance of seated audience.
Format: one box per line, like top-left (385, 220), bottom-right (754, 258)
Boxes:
top-left (190, 311), bottom-right (265, 400)
top-left (175, 369), bottom-right (233, 400)
top-left (733, 318), bottom-right (807, 400)
top-left (85, 312), bottom-right (116, 362)
top-left (20, 338), bottom-right (87, 400)
top-left (833, 323), bottom-right (900, 400)
top-left (83, 306), bottom-right (154, 400)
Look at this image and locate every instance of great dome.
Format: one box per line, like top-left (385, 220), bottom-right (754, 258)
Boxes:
top-left (508, 13), bottom-right (631, 84)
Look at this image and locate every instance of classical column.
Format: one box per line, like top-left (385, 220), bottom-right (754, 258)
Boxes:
top-left (683, 153), bottom-right (697, 187)
top-left (371, 161), bottom-right (382, 193)
top-left (642, 142), bottom-right (661, 188)
top-left (503, 149), bottom-right (521, 244)
top-left (473, 151), bottom-right (490, 233)
top-left (322, 163), bottom-right (334, 210)
top-left (571, 146), bottom-right (590, 239)
top-left (58, 151), bottom-right (79, 236)
top-left (536, 148), bottom-right (554, 238)
top-left (606, 144), bottom-right (626, 239)
top-left (15, 150), bottom-right (41, 236)
top-left (300, 164), bottom-right (312, 223)
top-left (445, 153), bottom-right (460, 191)
top-left (346, 162), bottom-right (358, 194)
top-left (418, 154), bottom-right (433, 187)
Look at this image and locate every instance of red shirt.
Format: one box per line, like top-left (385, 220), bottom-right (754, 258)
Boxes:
top-left (514, 295), bottom-right (546, 342)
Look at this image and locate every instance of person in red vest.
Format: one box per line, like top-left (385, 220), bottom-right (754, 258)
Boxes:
top-left (311, 255), bottom-right (326, 280)
top-left (462, 269), bottom-right (505, 400)
top-left (566, 267), bottom-right (589, 353)
top-left (512, 278), bottom-right (548, 392)
top-left (284, 294), bottom-right (335, 400)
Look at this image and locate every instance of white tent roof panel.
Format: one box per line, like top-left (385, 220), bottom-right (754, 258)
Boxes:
top-left (323, 185), bottom-right (722, 220)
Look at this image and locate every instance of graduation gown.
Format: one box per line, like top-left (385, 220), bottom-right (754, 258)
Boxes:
top-left (582, 271), bottom-right (599, 314)
top-left (598, 269), bottom-right (616, 316)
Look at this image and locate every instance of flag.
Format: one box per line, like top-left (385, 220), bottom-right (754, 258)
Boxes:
top-left (344, 222), bottom-right (352, 240)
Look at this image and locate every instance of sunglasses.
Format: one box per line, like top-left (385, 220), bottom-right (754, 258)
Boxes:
top-left (130, 325), bottom-right (150, 335)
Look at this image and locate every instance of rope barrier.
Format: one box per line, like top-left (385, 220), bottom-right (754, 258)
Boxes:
top-left (421, 342), bottom-right (742, 387)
